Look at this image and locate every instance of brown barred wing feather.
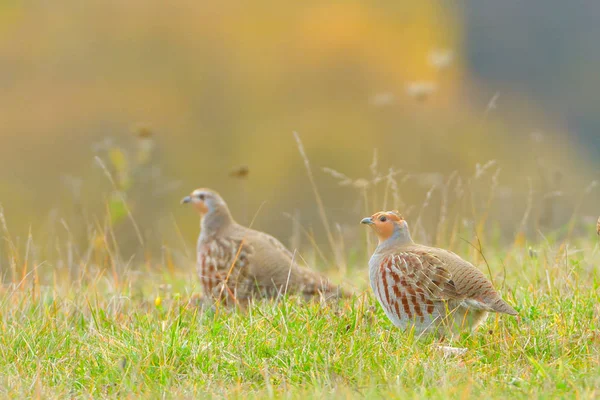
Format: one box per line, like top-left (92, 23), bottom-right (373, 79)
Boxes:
top-left (393, 251), bottom-right (463, 301)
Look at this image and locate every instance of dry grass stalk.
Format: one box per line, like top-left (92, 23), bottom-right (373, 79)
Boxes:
top-left (293, 132), bottom-right (342, 269)
top-left (562, 180), bottom-right (598, 248)
top-left (0, 204), bottom-right (19, 285)
top-left (282, 212), bottom-right (329, 266)
top-left (475, 167), bottom-right (502, 242)
top-left (383, 167), bottom-right (403, 212)
top-left (335, 223), bottom-right (347, 276)
top-left (322, 159), bottom-right (403, 258)
top-left (435, 171), bottom-right (458, 247)
top-left (515, 178), bottom-right (534, 245)
top-left (411, 184), bottom-right (438, 243)
top-left (369, 149), bottom-right (379, 210)
top-left (94, 156), bottom-right (145, 247)
top-left (502, 179), bottom-right (534, 268)
top-left (447, 177), bottom-right (466, 250)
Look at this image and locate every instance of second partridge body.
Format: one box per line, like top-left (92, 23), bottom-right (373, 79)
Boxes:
top-left (362, 211), bottom-right (517, 336)
top-left (182, 188), bottom-right (350, 304)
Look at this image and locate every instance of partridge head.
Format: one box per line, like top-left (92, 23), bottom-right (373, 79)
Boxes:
top-left (362, 210), bottom-right (517, 337)
top-left (361, 210), bottom-right (412, 246)
top-left (182, 189), bottom-right (234, 237)
top-left (181, 188), bottom-right (228, 217)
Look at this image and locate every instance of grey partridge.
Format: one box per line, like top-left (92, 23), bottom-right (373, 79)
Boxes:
top-left (182, 188), bottom-right (351, 304)
top-left (361, 211), bottom-right (517, 336)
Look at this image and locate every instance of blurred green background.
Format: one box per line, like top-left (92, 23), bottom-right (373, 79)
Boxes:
top-left (0, 1), bottom-right (598, 260)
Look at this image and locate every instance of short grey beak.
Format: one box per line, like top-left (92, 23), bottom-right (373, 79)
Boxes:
top-left (181, 196), bottom-right (192, 204)
top-left (361, 217), bottom-right (374, 225)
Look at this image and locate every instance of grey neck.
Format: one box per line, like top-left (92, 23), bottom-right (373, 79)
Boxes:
top-left (200, 206), bottom-right (234, 239)
top-left (376, 228), bottom-right (414, 253)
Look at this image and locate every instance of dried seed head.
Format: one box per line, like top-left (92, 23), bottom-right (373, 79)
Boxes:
top-left (406, 81), bottom-right (436, 101)
top-left (352, 179), bottom-right (370, 189)
top-left (370, 92), bottom-right (395, 106)
top-left (134, 125), bottom-right (153, 139)
top-left (230, 165), bottom-right (249, 179)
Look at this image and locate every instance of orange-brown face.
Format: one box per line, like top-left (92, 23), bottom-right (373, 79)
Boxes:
top-left (181, 189), bottom-right (212, 215)
top-left (361, 211), bottom-right (404, 242)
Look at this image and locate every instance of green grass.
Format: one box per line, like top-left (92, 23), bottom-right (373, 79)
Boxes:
top-left (1, 238), bottom-right (599, 399)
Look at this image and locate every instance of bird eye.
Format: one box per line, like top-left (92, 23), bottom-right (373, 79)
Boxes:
top-left (198, 194), bottom-right (205, 201)
top-left (379, 216), bottom-right (387, 222)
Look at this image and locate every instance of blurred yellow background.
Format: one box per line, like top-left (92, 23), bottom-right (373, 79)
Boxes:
top-left (0, 1), bottom-right (597, 259)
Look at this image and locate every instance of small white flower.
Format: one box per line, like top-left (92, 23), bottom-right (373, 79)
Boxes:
top-left (530, 131), bottom-right (544, 143)
top-left (369, 92), bottom-right (395, 107)
top-left (428, 49), bottom-right (453, 69)
top-left (406, 81), bottom-right (436, 101)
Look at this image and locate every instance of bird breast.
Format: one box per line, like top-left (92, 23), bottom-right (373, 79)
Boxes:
top-left (197, 237), bottom-right (252, 294)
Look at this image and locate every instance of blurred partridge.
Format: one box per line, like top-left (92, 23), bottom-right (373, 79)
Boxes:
top-left (361, 211), bottom-right (517, 336)
top-left (182, 188), bottom-right (350, 304)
